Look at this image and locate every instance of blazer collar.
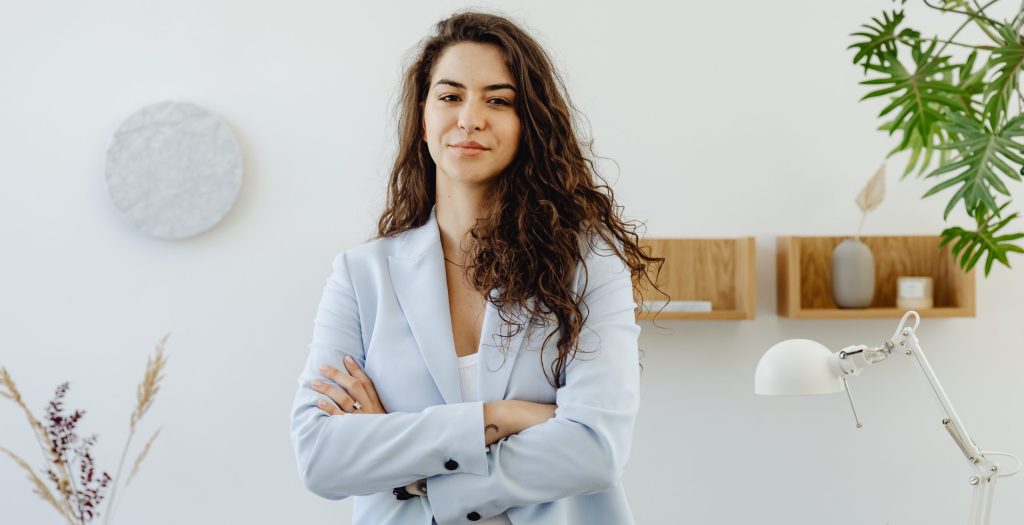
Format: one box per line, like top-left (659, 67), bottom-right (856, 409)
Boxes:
top-left (388, 205), bottom-right (529, 405)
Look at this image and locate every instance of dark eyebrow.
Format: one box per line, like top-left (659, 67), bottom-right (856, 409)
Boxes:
top-left (434, 79), bottom-right (517, 93)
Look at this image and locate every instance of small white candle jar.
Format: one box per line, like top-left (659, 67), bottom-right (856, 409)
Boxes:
top-left (897, 276), bottom-right (934, 309)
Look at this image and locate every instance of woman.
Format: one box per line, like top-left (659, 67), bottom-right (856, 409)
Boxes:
top-left (290, 10), bottom-right (662, 525)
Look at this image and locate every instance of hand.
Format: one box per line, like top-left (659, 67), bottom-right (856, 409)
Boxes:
top-left (508, 400), bottom-right (557, 429)
top-left (403, 479), bottom-right (426, 497)
top-left (483, 400), bottom-right (556, 446)
top-left (312, 355), bottom-right (387, 415)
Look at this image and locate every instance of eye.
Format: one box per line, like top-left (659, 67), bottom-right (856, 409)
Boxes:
top-left (489, 98), bottom-right (512, 106)
top-left (439, 94), bottom-right (460, 102)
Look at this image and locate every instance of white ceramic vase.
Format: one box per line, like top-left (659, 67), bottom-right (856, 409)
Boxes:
top-left (831, 238), bottom-right (875, 308)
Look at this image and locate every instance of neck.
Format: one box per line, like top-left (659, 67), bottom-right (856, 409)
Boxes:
top-left (435, 175), bottom-right (493, 261)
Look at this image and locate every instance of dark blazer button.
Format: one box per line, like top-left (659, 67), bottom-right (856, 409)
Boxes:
top-left (444, 459), bottom-right (459, 470)
top-left (467, 511), bottom-right (481, 521)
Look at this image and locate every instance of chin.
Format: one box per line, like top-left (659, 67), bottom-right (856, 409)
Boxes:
top-left (441, 167), bottom-right (500, 185)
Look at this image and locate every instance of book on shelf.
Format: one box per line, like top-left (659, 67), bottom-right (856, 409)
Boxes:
top-left (642, 300), bottom-right (712, 312)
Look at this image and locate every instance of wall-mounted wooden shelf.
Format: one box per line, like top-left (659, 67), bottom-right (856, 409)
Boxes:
top-left (635, 237), bottom-right (756, 320)
top-left (777, 236), bottom-right (976, 319)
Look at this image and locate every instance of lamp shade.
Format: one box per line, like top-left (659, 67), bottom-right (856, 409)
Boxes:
top-left (755, 339), bottom-right (842, 395)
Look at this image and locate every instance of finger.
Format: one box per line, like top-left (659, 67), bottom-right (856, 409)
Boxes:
top-left (342, 355), bottom-right (370, 381)
top-left (316, 397), bottom-right (344, 416)
top-left (320, 365), bottom-right (369, 407)
top-left (311, 380), bottom-right (357, 412)
top-left (343, 356), bottom-right (383, 407)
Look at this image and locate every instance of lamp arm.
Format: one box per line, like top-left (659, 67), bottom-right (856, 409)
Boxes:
top-left (891, 325), bottom-right (982, 461)
top-left (888, 312), bottom-right (1018, 525)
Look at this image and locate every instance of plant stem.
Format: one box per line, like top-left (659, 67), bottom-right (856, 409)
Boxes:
top-left (915, 0), bottom-right (1002, 80)
top-left (897, 35), bottom-right (990, 50)
top-left (969, 0), bottom-right (1005, 40)
top-left (59, 447), bottom-right (85, 525)
top-left (923, 0), bottom-right (1003, 41)
top-left (30, 434), bottom-right (75, 522)
top-left (857, 212), bottom-right (867, 240)
top-left (101, 428), bottom-right (135, 525)
top-left (30, 441), bottom-right (78, 524)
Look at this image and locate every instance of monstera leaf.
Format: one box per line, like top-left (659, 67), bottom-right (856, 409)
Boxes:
top-left (885, 117), bottom-right (954, 178)
top-left (940, 201), bottom-right (1024, 274)
top-left (924, 111), bottom-right (1024, 219)
top-left (956, 50), bottom-right (988, 116)
top-left (849, 10), bottom-right (920, 72)
top-left (984, 23), bottom-right (1024, 129)
top-left (873, 50), bottom-right (983, 178)
top-left (859, 40), bottom-right (964, 159)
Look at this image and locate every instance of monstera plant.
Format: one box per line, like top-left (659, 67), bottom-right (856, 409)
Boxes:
top-left (850, 0), bottom-right (1024, 275)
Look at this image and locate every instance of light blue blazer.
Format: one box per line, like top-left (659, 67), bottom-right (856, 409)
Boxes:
top-left (290, 206), bottom-right (641, 525)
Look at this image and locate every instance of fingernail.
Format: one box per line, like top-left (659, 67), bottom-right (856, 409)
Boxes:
top-left (319, 365), bottom-right (329, 372)
top-left (311, 380), bottom-right (322, 389)
top-left (344, 356), bottom-right (354, 365)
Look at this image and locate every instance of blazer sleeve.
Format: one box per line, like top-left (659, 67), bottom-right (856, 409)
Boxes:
top-left (290, 251), bottom-right (489, 500)
top-left (425, 239), bottom-right (641, 524)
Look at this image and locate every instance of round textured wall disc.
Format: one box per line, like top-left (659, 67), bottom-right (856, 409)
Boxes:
top-left (105, 101), bottom-right (243, 239)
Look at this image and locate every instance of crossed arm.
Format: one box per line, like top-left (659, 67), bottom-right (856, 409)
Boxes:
top-left (309, 356), bottom-right (554, 447)
top-left (311, 362), bottom-right (556, 496)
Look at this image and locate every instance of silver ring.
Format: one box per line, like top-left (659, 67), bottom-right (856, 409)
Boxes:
top-left (352, 401), bottom-right (363, 411)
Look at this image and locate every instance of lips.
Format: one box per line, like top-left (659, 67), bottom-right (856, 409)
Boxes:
top-left (450, 140), bottom-right (488, 150)
top-left (450, 145), bottom-right (486, 157)
top-left (449, 140), bottom-right (489, 158)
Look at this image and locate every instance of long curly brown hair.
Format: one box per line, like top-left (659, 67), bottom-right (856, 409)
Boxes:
top-left (377, 10), bottom-right (665, 387)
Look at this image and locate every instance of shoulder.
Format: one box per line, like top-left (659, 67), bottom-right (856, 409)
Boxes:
top-left (327, 232), bottom-right (405, 278)
top-left (574, 230), bottom-right (631, 293)
top-left (342, 234), bottom-right (399, 261)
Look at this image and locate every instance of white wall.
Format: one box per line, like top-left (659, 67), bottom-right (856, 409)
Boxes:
top-left (2, 1), bottom-right (1022, 524)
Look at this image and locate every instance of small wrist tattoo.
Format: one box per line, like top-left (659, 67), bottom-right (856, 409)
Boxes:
top-left (485, 423), bottom-right (499, 434)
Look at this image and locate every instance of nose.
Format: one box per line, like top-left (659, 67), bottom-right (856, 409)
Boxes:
top-left (457, 99), bottom-right (484, 133)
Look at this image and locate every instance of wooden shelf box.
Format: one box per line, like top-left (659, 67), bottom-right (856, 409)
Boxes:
top-left (776, 236), bottom-right (975, 319)
top-left (635, 237), bottom-right (756, 320)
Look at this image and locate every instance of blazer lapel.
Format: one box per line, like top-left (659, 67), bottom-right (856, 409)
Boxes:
top-left (388, 207), bottom-right (463, 405)
top-left (476, 293), bottom-right (533, 402)
top-left (388, 205), bottom-right (531, 405)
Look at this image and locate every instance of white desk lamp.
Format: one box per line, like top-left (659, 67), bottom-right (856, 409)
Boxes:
top-left (755, 311), bottom-right (1020, 525)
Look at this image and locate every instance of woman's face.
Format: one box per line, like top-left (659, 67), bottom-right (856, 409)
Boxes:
top-left (423, 42), bottom-right (521, 189)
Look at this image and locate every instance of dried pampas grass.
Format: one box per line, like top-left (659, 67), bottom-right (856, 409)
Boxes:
top-left (104, 333), bottom-right (168, 525)
top-left (855, 163), bottom-right (887, 238)
top-left (0, 446), bottom-right (75, 524)
top-left (127, 428), bottom-right (161, 485)
top-left (0, 367), bottom-right (54, 460)
top-left (130, 334), bottom-right (168, 433)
